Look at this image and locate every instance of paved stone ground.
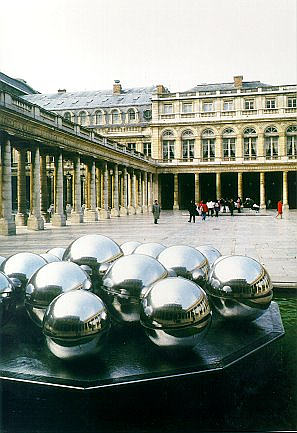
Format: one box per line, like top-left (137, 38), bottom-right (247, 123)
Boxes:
top-left (0, 209), bottom-right (296, 283)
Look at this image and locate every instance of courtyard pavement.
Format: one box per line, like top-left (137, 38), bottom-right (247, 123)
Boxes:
top-left (0, 208), bottom-right (296, 285)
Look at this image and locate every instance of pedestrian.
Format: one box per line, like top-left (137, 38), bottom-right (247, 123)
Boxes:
top-left (200, 200), bottom-right (208, 221)
top-left (236, 197), bottom-right (242, 213)
top-left (47, 203), bottom-right (54, 220)
top-left (152, 199), bottom-right (161, 224)
top-left (188, 199), bottom-right (197, 223)
top-left (229, 198), bottom-right (235, 216)
top-left (214, 200), bottom-right (220, 217)
top-left (208, 200), bottom-right (214, 217)
top-left (276, 200), bottom-right (283, 219)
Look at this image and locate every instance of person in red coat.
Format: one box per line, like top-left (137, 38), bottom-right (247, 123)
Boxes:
top-left (200, 201), bottom-right (208, 221)
top-left (276, 200), bottom-right (283, 219)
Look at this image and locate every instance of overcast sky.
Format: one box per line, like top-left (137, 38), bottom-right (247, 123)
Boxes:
top-left (1, 0), bottom-right (296, 94)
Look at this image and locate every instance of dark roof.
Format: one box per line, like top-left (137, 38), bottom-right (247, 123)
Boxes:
top-left (185, 81), bottom-right (272, 92)
top-left (0, 71), bottom-right (39, 95)
top-left (22, 86), bottom-right (157, 111)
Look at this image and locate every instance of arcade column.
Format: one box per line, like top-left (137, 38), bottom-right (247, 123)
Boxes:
top-left (173, 173), bottom-right (179, 210)
top-left (111, 163), bottom-right (120, 217)
top-left (136, 171), bottom-right (143, 214)
top-left (216, 172), bottom-right (221, 200)
top-left (195, 173), bottom-right (200, 203)
top-left (238, 172), bottom-right (243, 200)
top-left (282, 171), bottom-right (289, 212)
top-left (120, 166), bottom-right (128, 216)
top-left (0, 135), bottom-right (16, 235)
top-left (128, 168), bottom-right (136, 215)
top-left (27, 146), bottom-right (44, 231)
top-left (51, 152), bottom-right (66, 226)
top-left (143, 171), bottom-right (148, 213)
top-left (260, 172), bottom-right (266, 210)
top-left (15, 147), bottom-right (28, 226)
top-left (85, 160), bottom-right (98, 221)
top-left (100, 162), bottom-right (110, 219)
top-left (70, 155), bottom-right (83, 223)
top-left (148, 172), bottom-right (153, 211)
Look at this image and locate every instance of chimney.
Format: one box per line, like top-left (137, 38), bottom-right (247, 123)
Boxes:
top-left (233, 76), bottom-right (243, 89)
top-left (58, 89), bottom-right (66, 93)
top-left (113, 80), bottom-right (122, 94)
top-left (156, 84), bottom-right (165, 94)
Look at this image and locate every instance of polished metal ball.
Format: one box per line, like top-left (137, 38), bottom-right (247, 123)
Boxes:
top-left (157, 245), bottom-right (209, 287)
top-left (0, 253), bottom-right (47, 290)
top-left (40, 253), bottom-right (61, 263)
top-left (121, 241), bottom-right (141, 256)
top-left (195, 245), bottom-right (221, 267)
top-left (43, 290), bottom-right (110, 360)
top-left (25, 261), bottom-right (92, 327)
top-left (0, 271), bottom-right (16, 326)
top-left (206, 255), bottom-right (273, 321)
top-left (101, 254), bottom-right (168, 323)
top-left (47, 248), bottom-right (66, 260)
top-left (134, 242), bottom-right (166, 258)
top-left (140, 277), bottom-right (212, 349)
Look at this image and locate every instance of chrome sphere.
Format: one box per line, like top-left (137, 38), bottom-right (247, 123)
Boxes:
top-left (47, 248), bottom-right (66, 260)
top-left (121, 241), bottom-right (141, 256)
top-left (195, 245), bottom-right (221, 267)
top-left (0, 252), bottom-right (47, 290)
top-left (206, 255), bottom-right (273, 321)
top-left (134, 242), bottom-right (166, 258)
top-left (40, 253), bottom-right (61, 263)
top-left (101, 254), bottom-right (168, 323)
top-left (63, 234), bottom-right (123, 268)
top-left (140, 277), bottom-right (212, 349)
top-left (43, 290), bottom-right (110, 360)
top-left (25, 261), bottom-right (92, 327)
top-left (0, 271), bottom-right (16, 326)
top-left (157, 245), bottom-right (209, 287)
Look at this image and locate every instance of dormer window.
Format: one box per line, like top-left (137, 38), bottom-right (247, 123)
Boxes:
top-left (111, 109), bottom-right (121, 124)
top-left (64, 112), bottom-right (71, 122)
top-left (127, 108), bottom-right (136, 121)
top-left (78, 111), bottom-right (87, 126)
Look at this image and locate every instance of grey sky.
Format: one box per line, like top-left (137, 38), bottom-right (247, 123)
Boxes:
top-left (1, 0), bottom-right (296, 93)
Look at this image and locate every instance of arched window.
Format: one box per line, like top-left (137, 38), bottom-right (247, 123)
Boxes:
top-left (222, 128), bottom-right (236, 160)
top-left (286, 125), bottom-right (297, 159)
top-left (162, 130), bottom-right (175, 161)
top-left (265, 126), bottom-right (279, 159)
top-left (78, 111), bottom-right (87, 126)
top-left (111, 109), bottom-right (121, 124)
top-left (201, 129), bottom-right (215, 161)
top-left (64, 112), bottom-right (72, 122)
top-left (182, 130), bottom-right (195, 160)
top-left (127, 108), bottom-right (136, 121)
top-left (94, 110), bottom-right (104, 125)
top-left (243, 127), bottom-right (257, 160)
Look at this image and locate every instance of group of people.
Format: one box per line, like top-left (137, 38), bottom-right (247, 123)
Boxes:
top-left (187, 197), bottom-right (243, 222)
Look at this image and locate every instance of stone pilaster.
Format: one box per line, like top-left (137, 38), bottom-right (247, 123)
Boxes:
top-left (173, 173), bottom-right (179, 209)
top-left (120, 166), bottom-right (128, 215)
top-left (260, 172), bottom-right (266, 210)
top-left (195, 173), bottom-right (200, 203)
top-left (136, 171), bottom-right (143, 214)
top-left (111, 163), bottom-right (120, 217)
top-left (15, 147), bottom-right (28, 226)
top-left (27, 146), bottom-right (44, 231)
top-left (283, 171), bottom-right (289, 212)
top-left (258, 132), bottom-right (265, 161)
top-left (71, 155), bottom-right (83, 223)
top-left (128, 168), bottom-right (136, 214)
top-left (100, 162), bottom-right (110, 219)
top-left (0, 137), bottom-right (16, 235)
top-left (85, 160), bottom-right (98, 221)
top-left (51, 152), bottom-right (66, 226)
top-left (216, 172), bottom-right (221, 199)
top-left (238, 172), bottom-right (243, 199)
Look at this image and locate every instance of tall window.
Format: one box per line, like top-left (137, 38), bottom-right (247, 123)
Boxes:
top-left (287, 97), bottom-right (297, 108)
top-left (111, 110), bottom-right (120, 124)
top-left (64, 112), bottom-right (71, 121)
top-left (245, 99), bottom-right (255, 110)
top-left (182, 130), bottom-right (194, 160)
top-left (78, 111), bottom-right (87, 126)
top-left (243, 127), bottom-right (257, 159)
top-left (265, 126), bottom-right (279, 159)
top-left (163, 104), bottom-right (173, 114)
top-left (143, 142), bottom-right (152, 157)
top-left (94, 110), bottom-right (103, 125)
top-left (202, 129), bottom-right (215, 161)
top-left (182, 103), bottom-right (193, 113)
top-left (286, 126), bottom-right (297, 158)
top-left (127, 108), bottom-right (136, 121)
top-left (223, 100), bottom-right (234, 111)
top-left (222, 128), bottom-right (236, 160)
top-left (162, 130), bottom-right (175, 161)
top-left (266, 99), bottom-right (276, 109)
top-left (203, 101), bottom-right (214, 112)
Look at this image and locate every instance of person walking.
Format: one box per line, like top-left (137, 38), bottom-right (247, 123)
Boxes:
top-left (229, 198), bottom-right (235, 216)
top-left (236, 197), bottom-right (242, 213)
top-left (276, 200), bottom-right (283, 219)
top-left (188, 199), bottom-right (197, 223)
top-left (214, 200), bottom-right (220, 217)
top-left (152, 199), bottom-right (161, 224)
top-left (200, 201), bottom-right (208, 221)
top-left (208, 200), bottom-right (214, 217)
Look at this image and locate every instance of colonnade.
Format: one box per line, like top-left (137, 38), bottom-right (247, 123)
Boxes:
top-left (0, 135), bottom-right (157, 235)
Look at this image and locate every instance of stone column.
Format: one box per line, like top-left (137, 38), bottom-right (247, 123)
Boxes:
top-left (136, 171), bottom-right (143, 214)
top-left (96, 165), bottom-right (101, 211)
top-left (173, 173), bottom-right (179, 210)
top-left (148, 172), bottom-right (153, 211)
top-left (143, 171), bottom-right (148, 212)
top-left (238, 172), bottom-right (243, 200)
top-left (120, 166), bottom-right (128, 215)
top-left (216, 172), bottom-right (221, 199)
top-left (129, 168), bottom-right (136, 214)
top-left (71, 155), bottom-right (83, 223)
top-left (111, 163), bottom-right (120, 217)
top-left (40, 153), bottom-right (49, 223)
top-left (66, 172), bottom-right (72, 206)
top-left (100, 162), bottom-right (110, 219)
top-left (0, 136), bottom-right (16, 235)
top-left (52, 152), bottom-right (66, 226)
top-left (282, 171), bottom-right (289, 212)
top-left (27, 146), bottom-right (44, 230)
top-left (15, 147), bottom-right (28, 226)
top-left (85, 160), bottom-right (98, 221)
top-left (260, 172), bottom-right (266, 210)
top-left (153, 173), bottom-right (159, 203)
top-left (195, 173), bottom-right (200, 203)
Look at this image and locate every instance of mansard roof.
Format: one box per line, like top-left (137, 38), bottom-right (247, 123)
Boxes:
top-left (0, 71), bottom-right (39, 95)
top-left (185, 81), bottom-right (272, 93)
top-left (22, 86), bottom-right (157, 111)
